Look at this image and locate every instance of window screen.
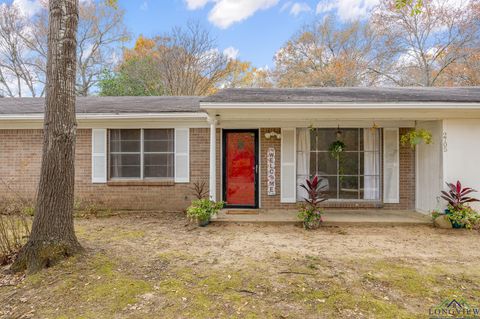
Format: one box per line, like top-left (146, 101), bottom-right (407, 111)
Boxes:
top-left (109, 129), bottom-right (174, 179)
top-left (300, 128), bottom-right (381, 200)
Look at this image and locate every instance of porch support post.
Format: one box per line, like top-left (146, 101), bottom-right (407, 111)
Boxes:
top-left (208, 117), bottom-right (217, 201)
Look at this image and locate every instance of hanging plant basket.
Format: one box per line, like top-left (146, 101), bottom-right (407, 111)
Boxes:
top-left (400, 129), bottom-right (432, 149)
top-left (328, 140), bottom-right (346, 160)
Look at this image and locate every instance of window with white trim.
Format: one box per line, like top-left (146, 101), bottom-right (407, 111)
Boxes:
top-left (109, 129), bottom-right (174, 179)
top-left (297, 128), bottom-right (381, 201)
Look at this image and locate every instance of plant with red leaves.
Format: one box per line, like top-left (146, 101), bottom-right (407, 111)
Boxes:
top-left (441, 181), bottom-right (479, 210)
top-left (300, 175), bottom-right (327, 209)
top-left (298, 175), bottom-right (327, 229)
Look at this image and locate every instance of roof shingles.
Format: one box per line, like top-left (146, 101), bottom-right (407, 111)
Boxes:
top-left (0, 96), bottom-right (201, 115)
top-left (1, 87), bottom-right (479, 116)
top-left (200, 87), bottom-right (480, 104)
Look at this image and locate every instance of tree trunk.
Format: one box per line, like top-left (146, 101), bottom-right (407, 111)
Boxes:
top-left (11, 0), bottom-right (82, 274)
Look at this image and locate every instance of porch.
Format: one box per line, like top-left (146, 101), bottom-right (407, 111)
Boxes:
top-left (214, 209), bottom-right (432, 226)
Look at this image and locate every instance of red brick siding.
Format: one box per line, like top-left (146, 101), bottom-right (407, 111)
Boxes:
top-left (0, 127), bottom-right (415, 211)
top-left (0, 128), bottom-right (210, 211)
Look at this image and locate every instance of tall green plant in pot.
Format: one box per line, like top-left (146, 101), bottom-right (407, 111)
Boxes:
top-left (298, 175), bottom-right (327, 229)
top-left (441, 181), bottom-right (480, 228)
top-left (187, 199), bottom-right (224, 227)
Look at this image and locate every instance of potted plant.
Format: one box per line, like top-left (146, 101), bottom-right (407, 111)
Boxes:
top-left (400, 129), bottom-right (432, 148)
top-left (298, 175), bottom-right (327, 230)
top-left (447, 205), bottom-right (480, 230)
top-left (440, 181), bottom-right (480, 228)
top-left (328, 140), bottom-right (346, 160)
top-left (186, 199), bottom-right (224, 227)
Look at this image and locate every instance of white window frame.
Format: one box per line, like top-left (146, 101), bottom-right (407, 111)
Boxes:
top-left (109, 128), bottom-right (175, 181)
top-left (308, 128), bottom-right (382, 201)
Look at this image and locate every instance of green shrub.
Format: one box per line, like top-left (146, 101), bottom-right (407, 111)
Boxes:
top-left (298, 175), bottom-right (326, 230)
top-left (186, 199), bottom-right (224, 223)
top-left (447, 204), bottom-right (480, 230)
top-left (298, 206), bottom-right (323, 230)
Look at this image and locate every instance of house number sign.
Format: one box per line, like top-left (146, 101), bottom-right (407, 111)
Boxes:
top-left (267, 147), bottom-right (276, 196)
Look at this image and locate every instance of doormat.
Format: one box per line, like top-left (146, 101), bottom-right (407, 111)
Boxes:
top-left (225, 210), bottom-right (259, 215)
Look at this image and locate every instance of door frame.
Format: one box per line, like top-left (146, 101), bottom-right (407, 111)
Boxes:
top-left (222, 129), bottom-right (259, 209)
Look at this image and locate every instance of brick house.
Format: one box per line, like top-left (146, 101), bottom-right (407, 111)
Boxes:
top-left (1, 87), bottom-right (480, 214)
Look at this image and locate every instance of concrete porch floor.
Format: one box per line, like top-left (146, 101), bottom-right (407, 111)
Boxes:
top-left (214, 209), bottom-right (432, 226)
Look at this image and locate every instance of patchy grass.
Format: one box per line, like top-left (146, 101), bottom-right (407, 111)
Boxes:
top-left (14, 253), bottom-right (153, 319)
top-left (1, 212), bottom-right (480, 318)
top-left (366, 260), bottom-right (435, 297)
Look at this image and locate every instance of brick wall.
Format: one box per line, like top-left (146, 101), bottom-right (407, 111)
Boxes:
top-left (259, 128), bottom-right (295, 209)
top-left (0, 128), bottom-right (210, 211)
top-left (0, 127), bottom-right (415, 211)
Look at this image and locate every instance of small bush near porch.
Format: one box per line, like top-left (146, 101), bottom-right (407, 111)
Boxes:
top-left (1, 213), bottom-right (480, 318)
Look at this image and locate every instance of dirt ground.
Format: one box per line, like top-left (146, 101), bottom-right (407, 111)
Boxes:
top-left (1, 212), bottom-right (480, 319)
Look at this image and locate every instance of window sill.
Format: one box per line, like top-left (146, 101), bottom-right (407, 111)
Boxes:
top-left (107, 180), bottom-right (175, 186)
top-left (297, 200), bottom-right (383, 208)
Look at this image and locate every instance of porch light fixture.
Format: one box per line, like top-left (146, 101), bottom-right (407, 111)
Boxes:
top-left (265, 132), bottom-right (281, 140)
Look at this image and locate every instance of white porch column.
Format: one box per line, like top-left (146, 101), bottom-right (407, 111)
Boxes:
top-left (209, 118), bottom-right (217, 201)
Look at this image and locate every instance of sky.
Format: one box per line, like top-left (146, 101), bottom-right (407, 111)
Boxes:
top-left (4, 0), bottom-right (380, 68)
top-left (121, 0), bottom-right (378, 67)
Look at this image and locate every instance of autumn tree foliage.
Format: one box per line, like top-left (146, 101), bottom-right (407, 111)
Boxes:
top-left (273, 17), bottom-right (384, 87)
top-left (370, 0), bottom-right (480, 86)
top-left (99, 36), bottom-right (165, 96)
top-left (222, 60), bottom-right (273, 88)
top-left (439, 49), bottom-right (480, 86)
top-left (101, 23), bottom-right (234, 96)
top-left (273, 0), bottom-right (480, 88)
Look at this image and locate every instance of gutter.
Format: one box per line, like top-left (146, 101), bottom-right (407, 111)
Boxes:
top-left (0, 112), bottom-right (208, 121)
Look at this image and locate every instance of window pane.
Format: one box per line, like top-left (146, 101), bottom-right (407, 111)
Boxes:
top-left (144, 153), bottom-right (173, 166)
top-left (144, 165), bottom-right (174, 178)
top-left (144, 154), bottom-right (174, 178)
top-left (361, 176), bottom-right (380, 200)
top-left (315, 152), bottom-right (337, 175)
top-left (305, 127), bottom-right (381, 200)
top-left (111, 154), bottom-right (141, 166)
top-left (110, 129), bottom-right (141, 152)
top-left (110, 129), bottom-right (141, 141)
top-left (144, 140), bottom-right (174, 153)
top-left (317, 174), bottom-right (337, 199)
top-left (144, 129), bottom-right (173, 141)
top-left (110, 141), bottom-right (141, 153)
top-left (341, 152), bottom-right (360, 175)
top-left (312, 129), bottom-right (337, 150)
top-left (110, 154), bottom-right (141, 178)
top-left (144, 129), bottom-right (174, 152)
top-left (341, 129), bottom-right (359, 151)
top-left (340, 176), bottom-right (359, 199)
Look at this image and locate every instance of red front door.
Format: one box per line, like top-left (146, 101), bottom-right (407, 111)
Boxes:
top-left (224, 130), bottom-right (258, 207)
